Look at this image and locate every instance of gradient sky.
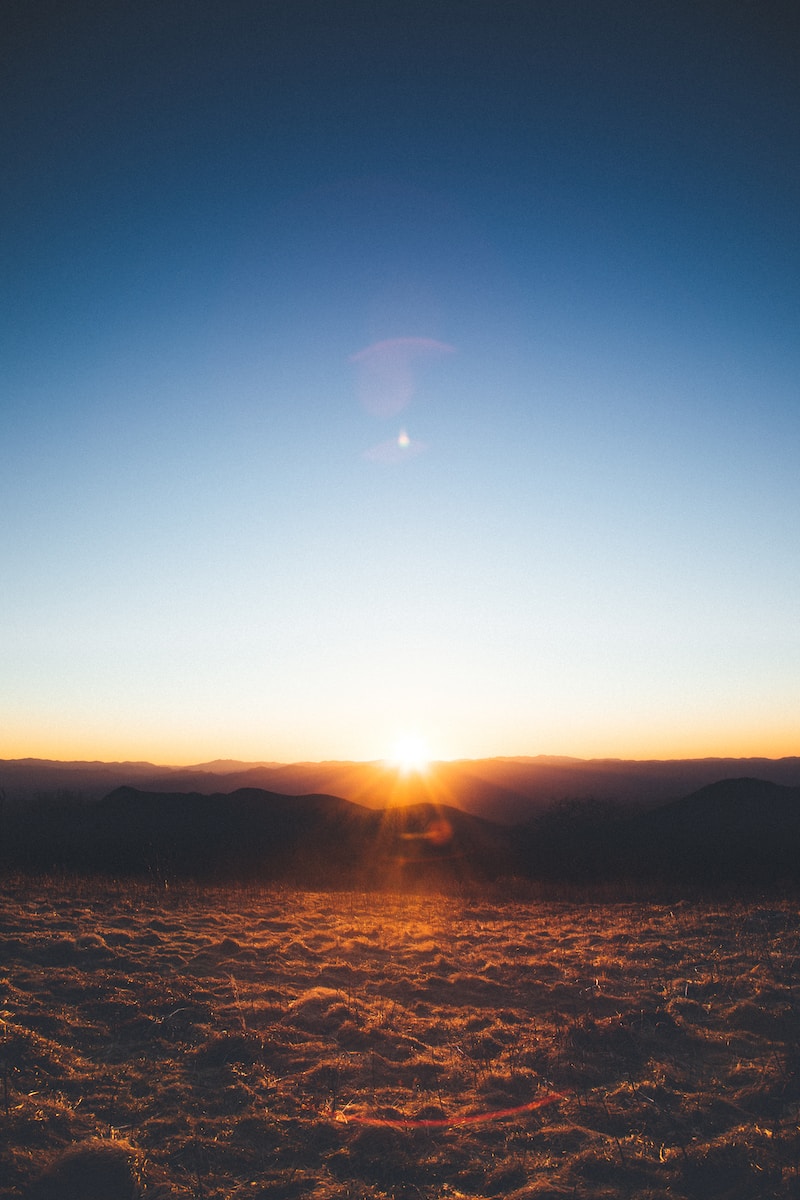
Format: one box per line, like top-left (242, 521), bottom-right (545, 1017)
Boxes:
top-left (2, 1), bottom-right (799, 764)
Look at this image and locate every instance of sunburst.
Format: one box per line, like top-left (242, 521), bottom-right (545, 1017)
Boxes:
top-left (388, 732), bottom-right (430, 775)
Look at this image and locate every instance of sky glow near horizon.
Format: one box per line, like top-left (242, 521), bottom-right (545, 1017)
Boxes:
top-left (2, 1), bottom-right (799, 766)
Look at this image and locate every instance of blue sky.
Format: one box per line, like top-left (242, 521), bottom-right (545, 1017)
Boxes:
top-left (2, 1), bottom-right (799, 763)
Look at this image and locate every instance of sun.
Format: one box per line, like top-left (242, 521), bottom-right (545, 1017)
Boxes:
top-left (388, 732), bottom-right (430, 775)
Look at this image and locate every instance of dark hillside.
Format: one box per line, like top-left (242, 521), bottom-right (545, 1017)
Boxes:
top-left (620, 777), bottom-right (800, 884)
top-left (4, 777), bottom-right (800, 891)
top-left (0, 786), bottom-right (515, 886)
top-left (515, 778), bottom-right (800, 887)
top-left (94, 787), bottom-right (375, 881)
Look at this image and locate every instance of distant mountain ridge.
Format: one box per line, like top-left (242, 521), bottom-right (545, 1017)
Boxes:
top-left (3, 754), bottom-right (800, 823)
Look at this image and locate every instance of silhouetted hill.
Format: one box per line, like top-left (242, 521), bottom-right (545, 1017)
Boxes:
top-left (94, 787), bottom-right (376, 881)
top-left (3, 755), bottom-right (800, 822)
top-left (4, 772), bottom-right (800, 890)
top-left (515, 777), bottom-right (800, 886)
top-left (620, 777), bottom-right (800, 883)
top-left (0, 785), bottom-right (515, 886)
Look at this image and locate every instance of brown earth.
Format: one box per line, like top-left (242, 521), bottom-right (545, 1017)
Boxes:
top-left (1, 877), bottom-right (799, 1199)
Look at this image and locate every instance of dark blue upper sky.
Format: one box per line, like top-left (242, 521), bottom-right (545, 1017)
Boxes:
top-left (2, 1), bottom-right (799, 762)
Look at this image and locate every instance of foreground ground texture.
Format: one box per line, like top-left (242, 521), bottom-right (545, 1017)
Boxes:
top-left (1, 878), bottom-right (799, 1199)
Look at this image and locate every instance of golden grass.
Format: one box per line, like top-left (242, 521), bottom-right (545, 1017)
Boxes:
top-left (1, 875), bottom-right (799, 1198)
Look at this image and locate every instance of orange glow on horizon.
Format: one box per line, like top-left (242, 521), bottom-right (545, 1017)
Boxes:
top-left (1, 719), bottom-right (798, 771)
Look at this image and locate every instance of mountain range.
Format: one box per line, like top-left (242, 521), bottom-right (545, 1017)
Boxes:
top-left (3, 754), bottom-right (800, 822)
top-left (2, 768), bottom-right (800, 889)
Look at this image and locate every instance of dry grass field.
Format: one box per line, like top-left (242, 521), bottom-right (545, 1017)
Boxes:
top-left (2, 876), bottom-right (800, 1199)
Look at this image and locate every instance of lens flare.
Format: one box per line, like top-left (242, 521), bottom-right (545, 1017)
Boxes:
top-left (334, 1090), bottom-right (566, 1128)
top-left (350, 336), bottom-right (455, 417)
top-left (363, 429), bottom-right (427, 463)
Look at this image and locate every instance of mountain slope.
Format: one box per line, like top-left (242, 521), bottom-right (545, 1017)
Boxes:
top-left (0, 785), bottom-right (515, 885)
top-left (3, 755), bottom-right (800, 821)
top-left (621, 777), bottom-right (800, 882)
